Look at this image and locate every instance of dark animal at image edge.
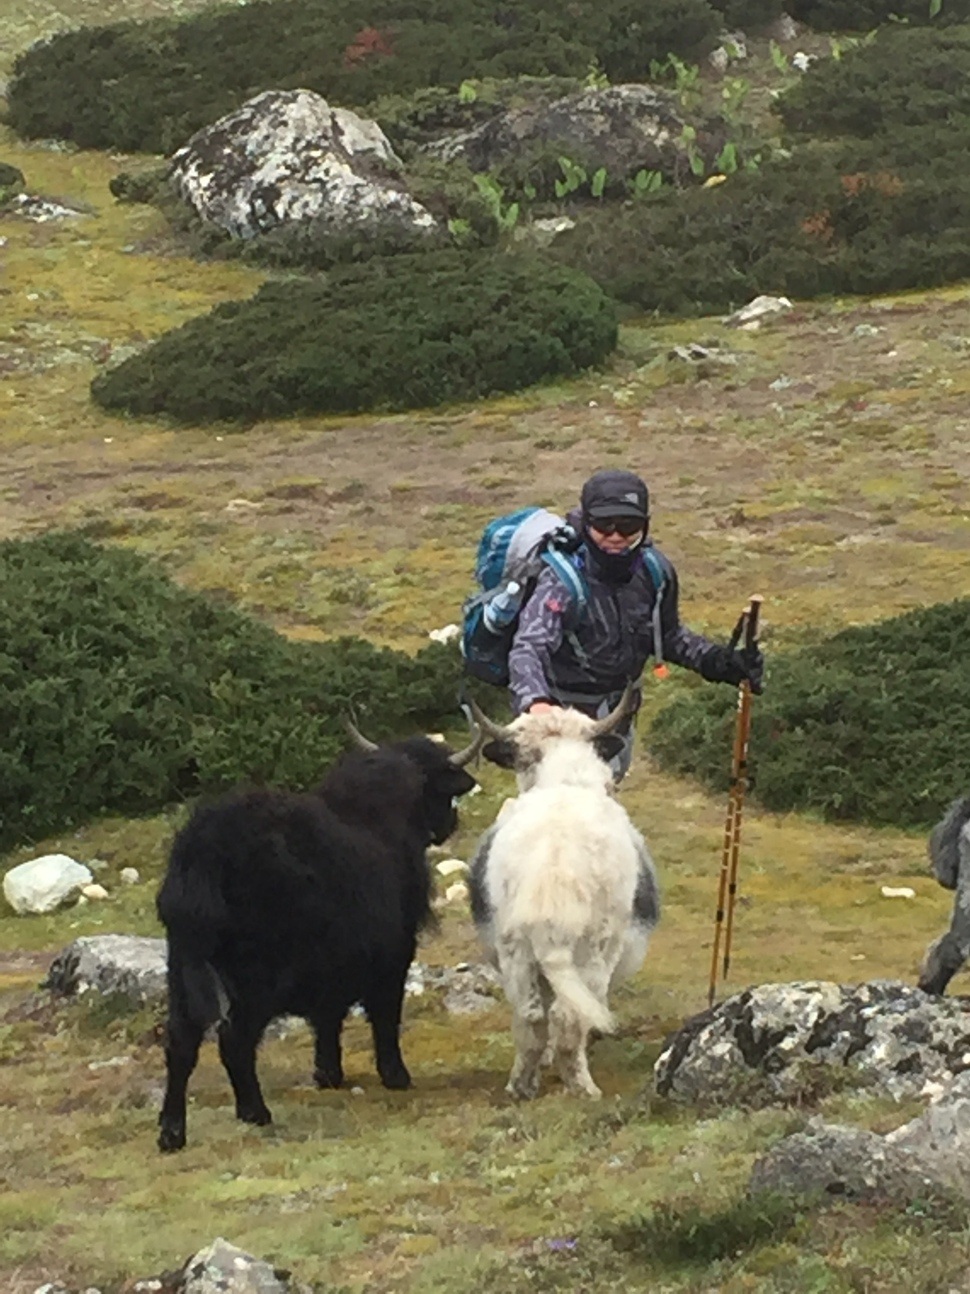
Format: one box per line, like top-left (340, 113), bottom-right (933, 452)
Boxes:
top-left (155, 728), bottom-right (480, 1152)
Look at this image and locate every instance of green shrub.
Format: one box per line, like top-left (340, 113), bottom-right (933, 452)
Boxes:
top-left (90, 250), bottom-right (617, 423)
top-left (779, 26), bottom-right (970, 138)
top-left (0, 532), bottom-right (463, 854)
top-left (553, 127), bottom-right (970, 315)
top-left (0, 161), bottom-right (25, 207)
top-left (108, 164), bottom-right (170, 205)
top-left (712, 0), bottom-right (785, 26)
top-left (7, 0), bottom-right (723, 154)
top-left (648, 599), bottom-right (970, 828)
top-left (788, 0), bottom-right (970, 29)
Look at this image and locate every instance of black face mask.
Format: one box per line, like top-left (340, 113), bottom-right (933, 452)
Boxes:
top-left (582, 520), bottom-right (646, 584)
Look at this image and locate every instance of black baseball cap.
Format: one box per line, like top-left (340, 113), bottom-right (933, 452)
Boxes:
top-left (580, 469), bottom-right (650, 523)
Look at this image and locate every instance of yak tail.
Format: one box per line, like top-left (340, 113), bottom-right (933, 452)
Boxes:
top-left (534, 944), bottom-right (614, 1037)
top-left (167, 946), bottom-right (228, 1029)
top-left (158, 841), bottom-right (232, 1028)
top-left (929, 797), bottom-right (970, 892)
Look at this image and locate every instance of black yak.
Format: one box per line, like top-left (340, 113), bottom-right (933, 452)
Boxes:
top-left (156, 724), bottom-right (481, 1151)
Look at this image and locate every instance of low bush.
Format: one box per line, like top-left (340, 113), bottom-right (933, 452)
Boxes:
top-left (0, 162), bottom-right (25, 207)
top-left (554, 123), bottom-right (970, 315)
top-left (647, 599), bottom-right (970, 828)
top-left (90, 250), bottom-right (617, 423)
top-left (788, 0), bottom-right (970, 29)
top-left (779, 25), bottom-right (970, 138)
top-left (7, 0), bottom-right (724, 155)
top-left (0, 532), bottom-right (463, 854)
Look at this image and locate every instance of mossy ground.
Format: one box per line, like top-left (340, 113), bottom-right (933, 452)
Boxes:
top-left (3, 17), bottom-right (970, 1291)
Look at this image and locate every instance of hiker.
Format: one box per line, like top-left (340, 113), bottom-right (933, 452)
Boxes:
top-left (507, 468), bottom-right (764, 780)
top-left (918, 797), bottom-right (970, 996)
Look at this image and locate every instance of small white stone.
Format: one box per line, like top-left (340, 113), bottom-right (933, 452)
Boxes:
top-left (350, 1085), bottom-right (365, 1095)
top-left (120, 867), bottom-right (140, 885)
top-left (444, 882), bottom-right (469, 904)
top-left (428, 623), bottom-right (461, 644)
top-left (80, 883), bottom-right (109, 901)
top-left (880, 886), bottom-right (916, 899)
top-left (436, 858), bottom-right (468, 878)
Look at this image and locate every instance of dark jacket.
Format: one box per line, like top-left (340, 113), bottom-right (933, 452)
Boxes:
top-left (507, 529), bottom-right (738, 715)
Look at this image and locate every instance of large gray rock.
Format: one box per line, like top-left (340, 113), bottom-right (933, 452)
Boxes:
top-left (44, 934), bottom-right (167, 1004)
top-left (170, 88), bottom-right (438, 245)
top-left (181, 1238), bottom-right (305, 1294)
top-left (3, 853), bottom-right (93, 914)
top-left (749, 1119), bottom-right (961, 1207)
top-left (425, 84), bottom-right (724, 186)
top-left (886, 1094), bottom-right (970, 1196)
top-left (655, 981), bottom-right (970, 1106)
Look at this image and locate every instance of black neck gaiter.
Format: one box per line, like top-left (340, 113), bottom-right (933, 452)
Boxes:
top-left (582, 526), bottom-right (645, 585)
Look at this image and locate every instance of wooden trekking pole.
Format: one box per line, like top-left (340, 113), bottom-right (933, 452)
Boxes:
top-left (707, 595), bottom-right (762, 1008)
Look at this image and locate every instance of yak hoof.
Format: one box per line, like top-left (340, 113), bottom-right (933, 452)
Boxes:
top-left (505, 1076), bottom-right (539, 1101)
top-left (237, 1103), bottom-right (273, 1126)
top-left (379, 1065), bottom-right (411, 1090)
top-left (158, 1123), bottom-right (186, 1153)
top-left (314, 1067), bottom-right (344, 1089)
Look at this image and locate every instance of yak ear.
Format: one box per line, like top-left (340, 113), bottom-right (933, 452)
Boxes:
top-left (482, 739), bottom-right (518, 769)
top-left (593, 734), bottom-right (625, 764)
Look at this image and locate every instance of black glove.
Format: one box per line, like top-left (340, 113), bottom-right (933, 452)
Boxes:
top-left (701, 643), bottom-right (765, 694)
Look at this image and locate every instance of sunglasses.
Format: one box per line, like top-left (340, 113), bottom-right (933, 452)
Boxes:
top-left (590, 516), bottom-right (645, 537)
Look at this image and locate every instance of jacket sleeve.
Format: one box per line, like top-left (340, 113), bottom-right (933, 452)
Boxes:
top-left (659, 563), bottom-right (744, 684)
top-left (507, 567), bottom-right (576, 714)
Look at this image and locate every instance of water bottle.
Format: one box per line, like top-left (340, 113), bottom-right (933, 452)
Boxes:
top-left (482, 580), bottom-right (522, 634)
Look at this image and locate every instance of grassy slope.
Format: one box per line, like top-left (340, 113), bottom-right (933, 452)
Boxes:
top-left (2, 15), bottom-right (970, 1292)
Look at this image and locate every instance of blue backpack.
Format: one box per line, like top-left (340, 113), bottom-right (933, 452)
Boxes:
top-left (461, 507), bottom-right (668, 687)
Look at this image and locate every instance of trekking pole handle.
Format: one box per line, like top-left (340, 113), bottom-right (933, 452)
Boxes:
top-left (744, 595), bottom-right (763, 653)
top-left (728, 609), bottom-right (747, 654)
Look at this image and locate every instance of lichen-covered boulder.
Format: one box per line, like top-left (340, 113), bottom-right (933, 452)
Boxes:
top-left (44, 934), bottom-right (167, 1004)
top-left (749, 1119), bottom-right (963, 1207)
top-left (751, 1121), bottom-right (938, 1204)
top-left (181, 1237), bottom-right (306, 1293)
top-left (170, 87), bottom-right (438, 246)
top-left (425, 84), bottom-right (725, 189)
top-left (655, 980), bottom-right (970, 1105)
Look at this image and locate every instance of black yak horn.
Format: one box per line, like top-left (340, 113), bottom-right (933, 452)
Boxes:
top-left (343, 716), bottom-right (379, 752)
top-left (449, 725), bottom-right (485, 768)
top-left (464, 697), bottom-right (513, 742)
top-left (588, 682), bottom-right (638, 738)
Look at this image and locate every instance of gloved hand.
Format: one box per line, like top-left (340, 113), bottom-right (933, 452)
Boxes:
top-left (701, 643), bottom-right (765, 694)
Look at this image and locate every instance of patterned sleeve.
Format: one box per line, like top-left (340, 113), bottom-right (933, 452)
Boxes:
top-left (507, 567), bottom-right (576, 714)
top-left (658, 564), bottom-right (734, 679)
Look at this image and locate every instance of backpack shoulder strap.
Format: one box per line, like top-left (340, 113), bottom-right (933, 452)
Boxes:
top-left (539, 547), bottom-right (588, 617)
top-left (640, 544), bottom-right (670, 675)
top-left (640, 544), bottom-right (668, 593)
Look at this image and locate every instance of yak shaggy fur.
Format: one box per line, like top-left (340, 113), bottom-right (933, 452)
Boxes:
top-left (470, 707), bottom-right (659, 1100)
top-left (156, 736), bottom-right (476, 1152)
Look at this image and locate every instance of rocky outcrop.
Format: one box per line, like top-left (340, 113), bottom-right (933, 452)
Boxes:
top-left (425, 84), bottom-right (725, 187)
top-left (170, 88), bottom-right (438, 246)
top-left (655, 981), bottom-right (970, 1106)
